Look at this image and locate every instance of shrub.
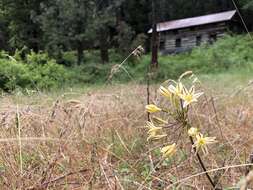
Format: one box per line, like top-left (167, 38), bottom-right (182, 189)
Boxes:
top-left (0, 58), bottom-right (31, 91)
top-left (0, 51), bottom-right (73, 91)
top-left (27, 61), bottom-right (72, 90)
top-left (81, 34), bottom-right (253, 83)
top-left (130, 34), bottom-right (253, 82)
top-left (1, 34), bottom-right (252, 91)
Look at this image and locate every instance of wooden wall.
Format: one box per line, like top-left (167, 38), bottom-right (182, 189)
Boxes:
top-left (159, 22), bottom-right (228, 54)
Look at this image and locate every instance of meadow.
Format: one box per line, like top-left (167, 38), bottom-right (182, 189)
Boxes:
top-left (0, 69), bottom-right (252, 189)
top-left (0, 34), bottom-right (253, 189)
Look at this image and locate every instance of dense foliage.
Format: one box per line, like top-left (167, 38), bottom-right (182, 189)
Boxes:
top-left (0, 0), bottom-right (252, 91)
top-left (0, 0), bottom-right (252, 64)
top-left (0, 34), bottom-right (252, 91)
top-left (0, 51), bottom-right (73, 91)
top-left (100, 35), bottom-right (253, 82)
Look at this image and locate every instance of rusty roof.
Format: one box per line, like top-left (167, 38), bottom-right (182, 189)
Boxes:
top-left (148, 10), bottom-right (236, 33)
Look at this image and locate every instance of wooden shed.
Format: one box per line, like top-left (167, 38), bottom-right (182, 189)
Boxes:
top-left (148, 10), bottom-right (238, 54)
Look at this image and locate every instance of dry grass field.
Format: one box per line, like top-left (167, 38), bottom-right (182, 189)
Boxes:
top-left (0, 72), bottom-right (253, 189)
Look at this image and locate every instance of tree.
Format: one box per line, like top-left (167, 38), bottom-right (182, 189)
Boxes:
top-left (0, 0), bottom-right (46, 52)
top-left (91, 0), bottom-right (121, 63)
top-left (237, 0), bottom-right (253, 30)
top-left (38, 0), bottom-right (94, 65)
top-left (0, 5), bottom-right (9, 50)
top-left (0, 0), bottom-right (252, 60)
top-left (115, 21), bottom-right (135, 56)
top-left (151, 0), bottom-right (158, 68)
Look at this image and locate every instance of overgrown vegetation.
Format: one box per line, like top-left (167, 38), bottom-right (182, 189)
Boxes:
top-left (131, 34), bottom-right (253, 80)
top-left (2, 0), bottom-right (253, 64)
top-left (1, 0), bottom-right (253, 189)
top-left (0, 34), bottom-right (252, 91)
top-left (0, 51), bottom-right (73, 91)
top-left (72, 34), bottom-right (253, 83)
top-left (0, 71), bottom-right (252, 189)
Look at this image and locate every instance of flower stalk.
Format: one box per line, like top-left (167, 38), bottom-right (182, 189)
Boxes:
top-left (180, 98), bottom-right (218, 189)
top-left (144, 72), bottom-right (220, 189)
top-left (188, 124), bottom-right (219, 189)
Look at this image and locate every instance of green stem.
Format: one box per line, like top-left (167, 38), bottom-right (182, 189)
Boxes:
top-left (179, 99), bottom-right (219, 189)
top-left (189, 136), bottom-right (219, 189)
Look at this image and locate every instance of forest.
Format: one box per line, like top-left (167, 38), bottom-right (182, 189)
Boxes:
top-left (1, 1), bottom-right (253, 189)
top-left (0, 0), bottom-right (252, 65)
top-left (0, 0), bottom-right (252, 91)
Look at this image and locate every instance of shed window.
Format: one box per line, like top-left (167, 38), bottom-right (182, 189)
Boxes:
top-left (160, 41), bottom-right (165, 50)
top-left (175, 38), bottom-right (181, 48)
top-left (173, 30), bottom-right (179, 35)
top-left (209, 33), bottom-right (217, 44)
top-left (190, 27), bottom-right (195, 31)
top-left (196, 35), bottom-right (202, 46)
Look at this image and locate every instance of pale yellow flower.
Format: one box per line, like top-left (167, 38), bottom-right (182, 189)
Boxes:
top-left (178, 71), bottom-right (193, 81)
top-left (145, 104), bottom-right (161, 113)
top-left (152, 116), bottom-right (168, 125)
top-left (159, 86), bottom-right (171, 99)
top-left (147, 134), bottom-right (167, 141)
top-left (180, 86), bottom-right (203, 108)
top-left (161, 143), bottom-right (177, 158)
top-left (188, 127), bottom-right (199, 137)
top-left (146, 121), bottom-right (167, 141)
top-left (168, 82), bottom-right (184, 97)
top-left (193, 133), bottom-right (217, 154)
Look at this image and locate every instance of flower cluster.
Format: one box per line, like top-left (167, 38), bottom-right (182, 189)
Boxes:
top-left (145, 72), bottom-right (217, 158)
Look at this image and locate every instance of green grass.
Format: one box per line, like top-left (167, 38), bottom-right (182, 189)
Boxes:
top-left (2, 67), bottom-right (252, 108)
top-left (98, 34), bottom-right (253, 85)
top-left (0, 64), bottom-right (252, 189)
top-left (200, 68), bottom-right (252, 89)
top-left (0, 34), bottom-right (253, 92)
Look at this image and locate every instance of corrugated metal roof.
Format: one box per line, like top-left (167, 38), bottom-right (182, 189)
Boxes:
top-left (148, 10), bottom-right (236, 33)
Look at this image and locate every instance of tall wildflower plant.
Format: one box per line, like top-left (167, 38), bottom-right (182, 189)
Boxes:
top-left (145, 71), bottom-right (219, 189)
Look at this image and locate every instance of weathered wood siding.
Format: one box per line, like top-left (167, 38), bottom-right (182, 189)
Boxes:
top-left (159, 22), bottom-right (228, 53)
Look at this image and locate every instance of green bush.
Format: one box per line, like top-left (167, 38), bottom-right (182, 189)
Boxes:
top-left (27, 61), bottom-right (72, 89)
top-left (0, 51), bottom-right (73, 91)
top-left (66, 34), bottom-right (253, 84)
top-left (128, 34), bottom-right (253, 82)
top-left (0, 34), bottom-right (252, 91)
top-left (0, 58), bottom-right (30, 91)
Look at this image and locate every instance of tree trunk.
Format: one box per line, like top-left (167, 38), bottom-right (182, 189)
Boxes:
top-left (32, 27), bottom-right (40, 53)
top-left (100, 32), bottom-right (109, 64)
top-left (77, 42), bottom-right (84, 65)
top-left (151, 0), bottom-right (158, 68)
top-left (100, 47), bottom-right (109, 64)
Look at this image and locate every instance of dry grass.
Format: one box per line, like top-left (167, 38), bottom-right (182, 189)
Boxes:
top-left (0, 79), bottom-right (253, 189)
